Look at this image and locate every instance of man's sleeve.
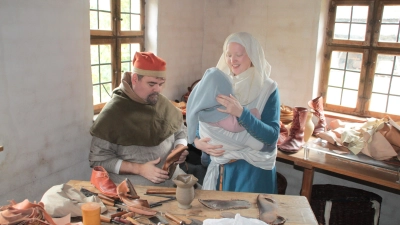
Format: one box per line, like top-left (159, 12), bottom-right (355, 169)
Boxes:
top-left (89, 136), bottom-right (122, 174)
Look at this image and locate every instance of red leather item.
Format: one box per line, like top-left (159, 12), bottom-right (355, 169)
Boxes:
top-left (278, 107), bottom-right (308, 153)
top-left (117, 179), bottom-right (156, 216)
top-left (308, 96), bottom-right (326, 136)
top-left (90, 166), bottom-right (118, 197)
top-left (0, 199), bottom-right (56, 225)
top-left (162, 145), bottom-right (188, 179)
top-left (277, 121), bottom-right (288, 146)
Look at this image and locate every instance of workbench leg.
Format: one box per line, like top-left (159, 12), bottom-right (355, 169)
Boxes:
top-left (300, 167), bottom-right (314, 202)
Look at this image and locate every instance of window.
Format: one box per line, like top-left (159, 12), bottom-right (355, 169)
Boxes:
top-left (321, 0), bottom-right (400, 121)
top-left (90, 0), bottom-right (144, 113)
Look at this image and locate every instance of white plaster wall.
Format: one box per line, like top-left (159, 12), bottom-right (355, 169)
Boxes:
top-left (201, 0), bottom-right (319, 108)
top-left (0, 0), bottom-right (93, 202)
top-left (152, 0), bottom-right (205, 101)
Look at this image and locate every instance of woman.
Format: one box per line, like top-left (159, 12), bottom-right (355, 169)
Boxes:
top-left (190, 32), bottom-right (280, 193)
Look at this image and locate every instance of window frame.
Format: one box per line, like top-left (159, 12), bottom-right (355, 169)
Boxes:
top-left (90, 0), bottom-right (145, 114)
top-left (320, 0), bottom-right (400, 121)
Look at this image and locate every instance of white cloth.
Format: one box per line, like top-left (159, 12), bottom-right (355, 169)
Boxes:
top-left (201, 79), bottom-right (277, 190)
top-left (40, 183), bottom-right (107, 217)
top-left (203, 214), bottom-right (269, 225)
top-left (229, 67), bottom-right (262, 105)
top-left (324, 200), bottom-right (332, 225)
top-left (216, 32), bottom-right (272, 105)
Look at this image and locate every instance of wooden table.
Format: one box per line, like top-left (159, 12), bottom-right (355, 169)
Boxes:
top-left (67, 180), bottom-right (318, 225)
top-left (277, 137), bottom-right (400, 201)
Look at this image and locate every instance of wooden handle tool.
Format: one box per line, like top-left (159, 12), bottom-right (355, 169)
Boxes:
top-left (125, 216), bottom-right (142, 225)
top-left (113, 217), bottom-right (133, 224)
top-left (111, 211), bottom-right (130, 219)
top-left (100, 215), bottom-right (111, 223)
top-left (165, 212), bottom-right (184, 225)
top-left (146, 188), bottom-right (176, 194)
top-left (164, 212), bottom-right (193, 225)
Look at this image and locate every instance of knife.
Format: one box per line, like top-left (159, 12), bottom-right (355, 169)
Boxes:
top-left (149, 213), bottom-right (170, 225)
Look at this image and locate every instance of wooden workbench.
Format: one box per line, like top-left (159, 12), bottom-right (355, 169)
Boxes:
top-left (277, 137), bottom-right (400, 201)
top-left (67, 180), bottom-right (318, 225)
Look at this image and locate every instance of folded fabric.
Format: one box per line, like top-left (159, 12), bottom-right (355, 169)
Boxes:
top-left (40, 183), bottom-right (107, 217)
top-left (203, 213), bottom-right (268, 225)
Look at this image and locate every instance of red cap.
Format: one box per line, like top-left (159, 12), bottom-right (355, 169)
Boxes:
top-left (132, 52), bottom-right (166, 78)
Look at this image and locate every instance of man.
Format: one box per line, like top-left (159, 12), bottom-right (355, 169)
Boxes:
top-left (89, 52), bottom-right (189, 187)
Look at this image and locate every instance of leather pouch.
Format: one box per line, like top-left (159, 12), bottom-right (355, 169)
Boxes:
top-left (162, 145), bottom-right (188, 179)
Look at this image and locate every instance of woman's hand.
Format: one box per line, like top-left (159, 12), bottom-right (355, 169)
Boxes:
top-left (216, 94), bottom-right (243, 118)
top-left (194, 137), bottom-right (225, 157)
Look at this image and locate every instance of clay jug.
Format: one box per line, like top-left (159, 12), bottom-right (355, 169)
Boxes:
top-left (173, 174), bottom-right (198, 209)
top-left (304, 109), bottom-right (315, 142)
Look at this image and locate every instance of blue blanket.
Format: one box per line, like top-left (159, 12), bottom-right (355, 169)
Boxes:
top-left (186, 67), bottom-right (234, 143)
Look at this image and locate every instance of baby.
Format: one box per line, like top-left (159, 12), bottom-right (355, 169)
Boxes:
top-left (186, 67), bottom-right (261, 166)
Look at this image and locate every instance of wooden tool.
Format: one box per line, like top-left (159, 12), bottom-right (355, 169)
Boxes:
top-left (146, 188), bottom-right (176, 195)
top-left (165, 212), bottom-right (184, 225)
top-left (164, 212), bottom-right (193, 225)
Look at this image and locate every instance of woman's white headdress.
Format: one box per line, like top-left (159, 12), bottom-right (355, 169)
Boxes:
top-left (216, 32), bottom-right (272, 105)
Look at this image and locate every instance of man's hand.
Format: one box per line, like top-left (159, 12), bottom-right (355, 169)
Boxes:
top-left (194, 137), bottom-right (225, 157)
top-left (173, 145), bottom-right (189, 164)
top-left (137, 158), bottom-right (169, 183)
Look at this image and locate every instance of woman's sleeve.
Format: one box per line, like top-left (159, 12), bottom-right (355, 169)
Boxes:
top-left (237, 89), bottom-right (281, 145)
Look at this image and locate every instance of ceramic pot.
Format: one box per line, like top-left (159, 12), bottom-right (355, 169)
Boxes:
top-left (173, 174), bottom-right (198, 209)
top-left (304, 110), bottom-right (315, 142)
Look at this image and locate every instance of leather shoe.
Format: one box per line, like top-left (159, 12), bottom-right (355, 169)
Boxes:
top-left (90, 166), bottom-right (118, 197)
top-left (162, 145), bottom-right (188, 179)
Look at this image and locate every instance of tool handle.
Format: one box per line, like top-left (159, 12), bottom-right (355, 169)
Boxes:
top-left (146, 189), bottom-right (176, 194)
top-left (98, 193), bottom-right (116, 202)
top-left (113, 217), bottom-right (133, 224)
top-left (100, 215), bottom-right (111, 223)
top-left (100, 197), bottom-right (115, 206)
top-left (125, 216), bottom-right (142, 225)
top-left (165, 212), bottom-right (184, 225)
top-left (111, 211), bottom-right (130, 219)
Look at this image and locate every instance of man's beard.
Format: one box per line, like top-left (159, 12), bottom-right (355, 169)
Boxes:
top-left (147, 93), bottom-right (159, 105)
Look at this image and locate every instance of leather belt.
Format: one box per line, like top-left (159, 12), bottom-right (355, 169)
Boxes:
top-left (219, 159), bottom-right (238, 190)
